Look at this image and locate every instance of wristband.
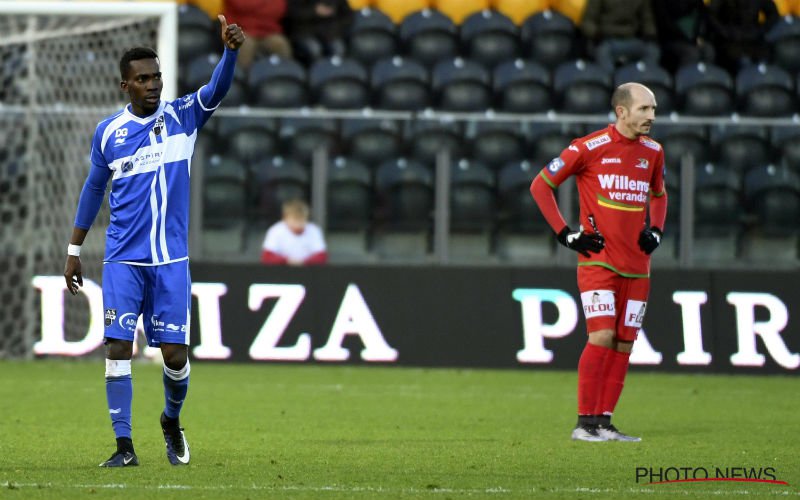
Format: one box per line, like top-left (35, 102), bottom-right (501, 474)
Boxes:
top-left (67, 244), bottom-right (81, 257)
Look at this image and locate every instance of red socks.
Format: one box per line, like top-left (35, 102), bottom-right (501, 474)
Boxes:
top-left (597, 349), bottom-right (631, 417)
top-left (577, 342), bottom-right (611, 416)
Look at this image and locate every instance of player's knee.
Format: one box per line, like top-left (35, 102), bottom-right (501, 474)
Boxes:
top-left (587, 329), bottom-right (615, 348)
top-left (616, 340), bottom-right (634, 354)
top-left (105, 338), bottom-right (133, 360)
top-left (161, 344), bottom-right (188, 370)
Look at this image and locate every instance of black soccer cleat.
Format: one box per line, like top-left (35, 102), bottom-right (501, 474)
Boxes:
top-left (99, 450), bottom-right (139, 467)
top-left (160, 412), bottom-right (190, 465)
top-left (571, 424), bottom-right (607, 442)
top-left (597, 424), bottom-right (641, 442)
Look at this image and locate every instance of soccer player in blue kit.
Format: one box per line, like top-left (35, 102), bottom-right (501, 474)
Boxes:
top-left (63, 16), bottom-right (245, 467)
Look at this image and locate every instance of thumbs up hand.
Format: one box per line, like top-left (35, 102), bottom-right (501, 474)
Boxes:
top-left (218, 15), bottom-right (245, 50)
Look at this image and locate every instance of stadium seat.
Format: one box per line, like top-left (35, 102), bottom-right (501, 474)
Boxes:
top-left (692, 162), bottom-right (742, 262)
top-left (279, 118), bottom-right (340, 163)
top-left (614, 61), bottom-right (675, 114)
top-left (743, 164), bottom-right (800, 236)
top-left (766, 15), bottom-right (800, 73)
top-left (184, 53), bottom-right (247, 106)
top-left (215, 117), bottom-right (279, 166)
top-left (248, 56), bottom-right (308, 108)
top-left (432, 57), bottom-right (492, 111)
top-left (251, 155), bottom-right (310, 223)
top-left (528, 122), bottom-right (585, 164)
top-left (493, 58), bottom-right (552, 113)
top-left (434, 0), bottom-right (490, 24)
top-left (177, 4), bottom-right (216, 62)
top-left (399, 9), bottom-right (459, 67)
top-left (520, 9), bottom-right (577, 69)
top-left (203, 154), bottom-right (247, 252)
top-left (771, 125), bottom-right (800, 171)
top-left (309, 57), bottom-right (370, 109)
top-left (466, 120), bottom-right (527, 168)
top-left (327, 156), bottom-right (373, 231)
top-left (371, 56), bottom-right (431, 110)
top-left (341, 118), bottom-right (403, 167)
top-left (460, 10), bottom-right (521, 68)
top-left (495, 159), bottom-right (553, 260)
top-left (407, 119), bottom-right (466, 164)
top-left (651, 124), bottom-right (710, 171)
top-left (553, 59), bottom-right (612, 113)
top-left (741, 163), bottom-right (800, 262)
top-left (374, 157), bottom-right (434, 230)
top-left (735, 63), bottom-right (796, 117)
top-left (450, 158), bottom-right (496, 231)
top-left (710, 124), bottom-right (773, 175)
top-left (674, 62), bottom-right (734, 116)
top-left (492, 0), bottom-right (548, 25)
top-left (348, 8), bottom-right (398, 66)
top-left (374, 0), bottom-right (430, 23)
top-left (550, 0), bottom-right (587, 25)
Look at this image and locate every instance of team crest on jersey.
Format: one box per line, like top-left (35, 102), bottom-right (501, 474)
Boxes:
top-left (547, 157), bottom-right (565, 174)
top-left (639, 137), bottom-right (661, 151)
top-left (152, 115), bottom-right (165, 136)
top-left (584, 134), bottom-right (610, 150)
top-left (104, 308), bottom-right (117, 327)
top-left (636, 158), bottom-right (649, 169)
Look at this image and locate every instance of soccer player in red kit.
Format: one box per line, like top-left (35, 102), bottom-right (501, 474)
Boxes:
top-left (530, 83), bottom-right (668, 442)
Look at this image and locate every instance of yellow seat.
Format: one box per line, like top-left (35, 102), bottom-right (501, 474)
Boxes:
top-left (550, 0), bottom-right (587, 25)
top-left (179, 0), bottom-right (223, 19)
top-left (492, 0), bottom-right (548, 25)
top-left (374, 0), bottom-right (431, 23)
top-left (433, 0), bottom-right (490, 24)
top-left (774, 0), bottom-right (800, 15)
top-left (349, 0), bottom-right (373, 9)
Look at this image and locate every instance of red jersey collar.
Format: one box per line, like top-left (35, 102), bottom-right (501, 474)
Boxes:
top-left (608, 123), bottom-right (638, 144)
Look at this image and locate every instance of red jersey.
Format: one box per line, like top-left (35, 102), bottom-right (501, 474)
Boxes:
top-left (225, 0), bottom-right (286, 37)
top-left (536, 124), bottom-right (667, 277)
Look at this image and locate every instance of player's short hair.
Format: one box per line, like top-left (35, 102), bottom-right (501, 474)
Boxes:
top-left (119, 47), bottom-right (159, 80)
top-left (282, 198), bottom-right (310, 218)
top-left (611, 85), bottom-right (634, 113)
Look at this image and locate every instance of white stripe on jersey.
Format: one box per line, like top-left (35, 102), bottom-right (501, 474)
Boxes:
top-left (157, 131), bottom-right (171, 262)
top-left (196, 85), bottom-right (220, 112)
top-left (148, 170), bottom-right (160, 264)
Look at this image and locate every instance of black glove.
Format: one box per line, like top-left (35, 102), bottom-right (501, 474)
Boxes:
top-left (557, 226), bottom-right (605, 257)
top-left (638, 226), bottom-right (663, 255)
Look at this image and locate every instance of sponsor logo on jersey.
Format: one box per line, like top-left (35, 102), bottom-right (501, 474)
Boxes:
top-left (624, 300), bottom-right (647, 328)
top-left (636, 158), bottom-right (649, 169)
top-left (568, 145), bottom-right (579, 152)
top-left (114, 128), bottom-right (128, 146)
top-left (584, 134), bottom-right (611, 150)
top-left (639, 137), bottom-right (661, 151)
top-left (132, 151), bottom-right (163, 170)
top-left (104, 308), bottom-right (117, 327)
top-left (121, 161), bottom-right (133, 173)
top-left (178, 95), bottom-right (195, 111)
top-left (547, 157), bottom-right (565, 174)
top-left (166, 323), bottom-right (181, 331)
top-left (598, 174), bottom-right (650, 203)
top-left (601, 157), bottom-right (621, 164)
top-left (580, 290), bottom-right (615, 318)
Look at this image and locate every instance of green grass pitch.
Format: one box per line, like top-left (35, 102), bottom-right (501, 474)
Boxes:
top-left (0, 361), bottom-right (797, 499)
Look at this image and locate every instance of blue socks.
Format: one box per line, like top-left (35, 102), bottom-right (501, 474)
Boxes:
top-left (105, 359), bottom-right (133, 440)
top-left (162, 362), bottom-right (190, 419)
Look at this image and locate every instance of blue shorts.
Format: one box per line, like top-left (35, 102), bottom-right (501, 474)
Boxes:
top-left (102, 260), bottom-right (191, 347)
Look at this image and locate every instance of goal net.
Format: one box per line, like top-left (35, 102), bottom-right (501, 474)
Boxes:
top-left (0, 1), bottom-right (177, 358)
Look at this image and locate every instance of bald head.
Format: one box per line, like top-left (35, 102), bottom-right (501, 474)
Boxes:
top-left (612, 82), bottom-right (657, 139)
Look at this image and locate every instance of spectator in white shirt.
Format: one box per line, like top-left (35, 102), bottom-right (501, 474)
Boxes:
top-left (261, 199), bottom-right (328, 265)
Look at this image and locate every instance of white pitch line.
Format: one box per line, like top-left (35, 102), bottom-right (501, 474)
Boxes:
top-left (1, 482), bottom-right (797, 497)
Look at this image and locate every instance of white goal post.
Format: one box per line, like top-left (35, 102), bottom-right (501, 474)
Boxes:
top-left (0, 1), bottom-right (178, 358)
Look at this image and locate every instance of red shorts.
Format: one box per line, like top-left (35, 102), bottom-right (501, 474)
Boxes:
top-left (577, 265), bottom-right (650, 342)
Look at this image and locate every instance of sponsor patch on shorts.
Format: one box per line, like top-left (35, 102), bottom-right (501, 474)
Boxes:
top-left (580, 290), bottom-right (615, 318)
top-left (624, 300), bottom-right (647, 328)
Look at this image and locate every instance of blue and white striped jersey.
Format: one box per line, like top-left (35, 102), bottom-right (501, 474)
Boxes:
top-left (75, 48), bottom-right (237, 265)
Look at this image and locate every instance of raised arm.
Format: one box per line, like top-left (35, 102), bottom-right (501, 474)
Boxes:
top-left (197, 15), bottom-right (246, 109)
